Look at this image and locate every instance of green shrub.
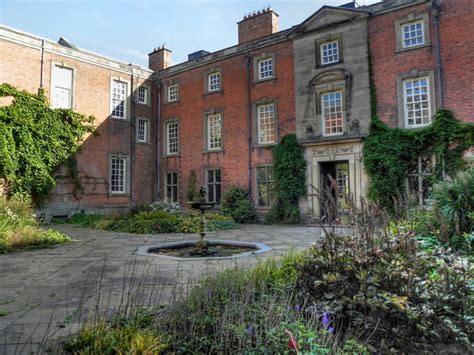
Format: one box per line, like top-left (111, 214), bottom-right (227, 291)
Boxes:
top-left (63, 210), bottom-right (237, 234)
top-left (222, 187), bottom-right (256, 223)
top-left (64, 309), bottom-right (169, 354)
top-left (297, 229), bottom-right (473, 353)
top-left (428, 168), bottom-right (474, 243)
top-left (267, 134), bottom-right (306, 224)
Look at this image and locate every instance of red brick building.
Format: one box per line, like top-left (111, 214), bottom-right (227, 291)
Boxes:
top-left (1, 0), bottom-right (472, 218)
top-left (151, 9), bottom-right (295, 212)
top-left (0, 26), bottom-right (156, 216)
top-left (369, 0), bottom-right (474, 126)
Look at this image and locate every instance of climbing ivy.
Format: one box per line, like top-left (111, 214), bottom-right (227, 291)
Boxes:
top-left (266, 134), bottom-right (307, 224)
top-left (0, 84), bottom-right (95, 202)
top-left (363, 110), bottom-right (474, 211)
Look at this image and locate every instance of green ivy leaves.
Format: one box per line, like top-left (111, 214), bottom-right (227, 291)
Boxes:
top-left (0, 84), bottom-right (94, 202)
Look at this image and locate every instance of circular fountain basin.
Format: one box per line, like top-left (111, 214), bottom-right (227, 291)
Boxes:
top-left (136, 240), bottom-right (272, 260)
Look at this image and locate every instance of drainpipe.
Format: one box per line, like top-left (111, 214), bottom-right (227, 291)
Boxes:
top-left (129, 64), bottom-right (135, 207)
top-left (156, 80), bottom-right (162, 201)
top-left (40, 40), bottom-right (45, 89)
top-left (432, 0), bottom-right (444, 107)
top-left (245, 54), bottom-right (253, 199)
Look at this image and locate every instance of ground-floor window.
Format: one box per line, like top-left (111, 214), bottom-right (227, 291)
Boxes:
top-left (110, 155), bottom-right (127, 194)
top-left (256, 166), bottom-right (274, 207)
top-left (206, 169), bottom-right (222, 204)
top-left (165, 172), bottom-right (178, 203)
top-left (407, 155), bottom-right (434, 205)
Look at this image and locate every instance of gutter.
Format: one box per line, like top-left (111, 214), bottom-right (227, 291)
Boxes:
top-left (129, 64), bottom-right (135, 207)
top-left (245, 53), bottom-right (253, 199)
top-left (156, 80), bottom-right (162, 201)
top-left (431, 0), bottom-right (444, 107)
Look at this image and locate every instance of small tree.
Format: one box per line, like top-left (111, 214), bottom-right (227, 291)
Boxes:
top-left (267, 134), bottom-right (306, 224)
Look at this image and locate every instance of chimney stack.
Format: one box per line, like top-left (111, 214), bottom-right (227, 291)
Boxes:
top-left (148, 45), bottom-right (172, 72)
top-left (238, 7), bottom-right (279, 44)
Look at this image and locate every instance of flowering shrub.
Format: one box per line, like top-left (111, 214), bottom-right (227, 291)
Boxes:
top-left (149, 201), bottom-right (183, 214)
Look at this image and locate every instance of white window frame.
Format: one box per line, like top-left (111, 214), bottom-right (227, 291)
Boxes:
top-left (109, 156), bottom-right (127, 195)
top-left (50, 63), bottom-right (74, 109)
top-left (110, 78), bottom-right (129, 119)
top-left (208, 72), bottom-right (221, 92)
top-left (136, 118), bottom-right (149, 143)
top-left (258, 57), bottom-right (273, 80)
top-left (166, 121), bottom-right (179, 155)
top-left (403, 76), bottom-right (431, 128)
top-left (207, 113), bottom-right (222, 151)
top-left (167, 84), bottom-right (178, 102)
top-left (321, 91), bottom-right (344, 137)
top-left (401, 20), bottom-right (425, 49)
top-left (137, 86), bottom-right (148, 105)
top-left (320, 40), bottom-right (339, 65)
top-left (257, 103), bottom-right (276, 145)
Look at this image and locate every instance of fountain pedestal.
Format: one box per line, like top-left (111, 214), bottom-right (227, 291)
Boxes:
top-left (188, 201), bottom-right (215, 256)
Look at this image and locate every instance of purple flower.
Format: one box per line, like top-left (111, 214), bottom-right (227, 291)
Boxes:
top-left (207, 289), bottom-right (213, 302)
top-left (247, 324), bottom-right (254, 335)
top-left (322, 312), bottom-right (334, 333)
top-left (294, 304), bottom-right (301, 312)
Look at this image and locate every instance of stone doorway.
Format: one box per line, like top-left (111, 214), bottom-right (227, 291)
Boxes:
top-left (319, 161), bottom-right (350, 224)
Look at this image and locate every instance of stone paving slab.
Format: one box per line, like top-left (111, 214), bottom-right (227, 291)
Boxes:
top-left (0, 224), bottom-right (320, 354)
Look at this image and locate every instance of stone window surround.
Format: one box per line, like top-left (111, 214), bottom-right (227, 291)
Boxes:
top-left (136, 117), bottom-right (150, 144)
top-left (395, 12), bottom-right (431, 53)
top-left (252, 97), bottom-right (279, 147)
top-left (315, 33), bottom-right (343, 68)
top-left (137, 84), bottom-right (151, 106)
top-left (311, 70), bottom-right (348, 138)
top-left (396, 69), bottom-right (436, 129)
top-left (164, 80), bottom-right (179, 104)
top-left (108, 153), bottom-right (130, 196)
top-left (253, 53), bottom-right (276, 83)
top-left (163, 118), bottom-right (180, 156)
top-left (50, 60), bottom-right (76, 110)
top-left (204, 68), bottom-right (222, 95)
top-left (109, 76), bottom-right (131, 120)
top-left (203, 108), bottom-right (224, 153)
top-left (164, 171), bottom-right (178, 203)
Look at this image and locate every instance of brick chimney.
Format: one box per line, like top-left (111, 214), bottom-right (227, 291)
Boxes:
top-left (238, 8), bottom-right (279, 44)
top-left (148, 46), bottom-right (172, 72)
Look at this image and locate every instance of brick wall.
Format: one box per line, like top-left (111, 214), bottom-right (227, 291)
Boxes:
top-left (369, 0), bottom-right (474, 125)
top-left (238, 9), bottom-right (279, 44)
top-left (369, 1), bottom-right (435, 126)
top-left (159, 39), bottom-right (295, 212)
top-left (0, 29), bottom-right (155, 215)
top-left (439, 0), bottom-right (474, 123)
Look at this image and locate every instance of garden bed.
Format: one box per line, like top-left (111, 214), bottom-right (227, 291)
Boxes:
top-left (0, 197), bottom-right (71, 253)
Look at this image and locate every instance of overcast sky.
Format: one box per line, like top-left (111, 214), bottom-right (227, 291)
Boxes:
top-left (1, 0), bottom-right (380, 67)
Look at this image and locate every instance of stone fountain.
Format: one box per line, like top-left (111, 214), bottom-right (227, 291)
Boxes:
top-left (187, 186), bottom-right (214, 256)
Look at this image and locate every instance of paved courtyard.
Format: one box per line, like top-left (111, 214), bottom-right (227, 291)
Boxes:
top-left (0, 224), bottom-right (320, 354)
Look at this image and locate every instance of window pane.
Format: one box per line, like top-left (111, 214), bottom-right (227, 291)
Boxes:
top-left (207, 184), bottom-right (214, 202)
top-left (112, 80), bottom-right (127, 118)
top-left (322, 91), bottom-right (343, 135)
top-left (257, 103), bottom-right (276, 144)
top-left (215, 183), bottom-right (221, 204)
